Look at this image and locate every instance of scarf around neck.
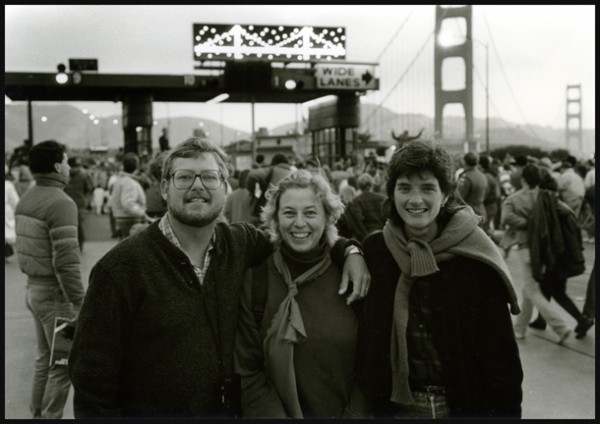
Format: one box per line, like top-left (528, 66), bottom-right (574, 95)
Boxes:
top-left (382, 205), bottom-right (520, 406)
top-left (263, 245), bottom-right (332, 418)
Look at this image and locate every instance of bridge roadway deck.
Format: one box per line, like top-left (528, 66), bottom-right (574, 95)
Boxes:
top-left (4, 211), bottom-right (595, 419)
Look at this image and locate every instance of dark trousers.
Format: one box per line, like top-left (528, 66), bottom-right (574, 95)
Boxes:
top-left (582, 261), bottom-right (595, 317)
top-left (540, 273), bottom-right (583, 321)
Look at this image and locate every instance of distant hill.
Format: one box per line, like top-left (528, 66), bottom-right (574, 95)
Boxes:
top-left (271, 102), bottom-right (594, 155)
top-left (4, 104), bottom-right (251, 152)
top-left (4, 103), bottom-right (594, 156)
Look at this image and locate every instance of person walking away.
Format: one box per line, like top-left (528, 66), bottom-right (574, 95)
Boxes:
top-left (15, 140), bottom-right (85, 418)
top-left (357, 140), bottom-right (523, 418)
top-left (234, 170), bottom-right (368, 418)
top-left (338, 173), bottom-right (386, 242)
top-left (64, 157), bottom-right (94, 250)
top-left (527, 163), bottom-right (589, 333)
top-left (479, 155), bottom-right (501, 236)
top-left (109, 152), bottom-right (153, 239)
top-left (68, 137), bottom-right (370, 418)
top-left (224, 169), bottom-right (254, 224)
top-left (457, 151), bottom-right (488, 227)
top-left (5, 165), bottom-right (20, 261)
top-left (501, 164), bottom-right (572, 343)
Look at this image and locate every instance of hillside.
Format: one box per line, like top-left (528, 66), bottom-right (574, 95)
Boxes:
top-left (4, 103), bottom-right (594, 156)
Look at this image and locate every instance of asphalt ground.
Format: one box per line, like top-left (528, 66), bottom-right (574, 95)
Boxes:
top-left (4, 211), bottom-right (595, 419)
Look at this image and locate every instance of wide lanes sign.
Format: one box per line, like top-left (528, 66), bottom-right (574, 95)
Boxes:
top-left (314, 64), bottom-right (377, 90)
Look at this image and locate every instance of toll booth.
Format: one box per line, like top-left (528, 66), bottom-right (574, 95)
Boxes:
top-left (308, 93), bottom-right (361, 167)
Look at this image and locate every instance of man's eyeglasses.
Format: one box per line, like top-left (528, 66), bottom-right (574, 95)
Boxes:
top-left (171, 169), bottom-right (223, 190)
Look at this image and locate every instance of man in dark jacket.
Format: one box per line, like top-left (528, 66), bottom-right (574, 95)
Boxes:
top-left (68, 138), bottom-right (370, 418)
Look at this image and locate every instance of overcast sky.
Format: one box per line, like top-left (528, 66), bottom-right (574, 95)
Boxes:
top-left (5, 5), bottom-right (595, 133)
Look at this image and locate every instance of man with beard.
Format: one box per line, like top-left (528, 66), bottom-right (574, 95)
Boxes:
top-left (68, 138), bottom-right (370, 419)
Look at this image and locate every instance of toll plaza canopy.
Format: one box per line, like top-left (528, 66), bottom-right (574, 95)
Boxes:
top-left (5, 61), bottom-right (379, 104)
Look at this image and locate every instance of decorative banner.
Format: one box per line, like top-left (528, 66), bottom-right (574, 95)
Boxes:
top-left (193, 24), bottom-right (346, 62)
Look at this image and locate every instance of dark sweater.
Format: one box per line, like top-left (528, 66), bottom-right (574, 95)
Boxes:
top-left (357, 231), bottom-right (523, 418)
top-left (235, 247), bottom-right (363, 418)
top-left (69, 220), bottom-right (273, 418)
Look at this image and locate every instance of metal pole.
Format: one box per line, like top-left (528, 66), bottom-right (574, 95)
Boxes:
top-left (251, 100), bottom-right (256, 160)
top-left (485, 43), bottom-right (490, 156)
top-left (27, 99), bottom-right (33, 145)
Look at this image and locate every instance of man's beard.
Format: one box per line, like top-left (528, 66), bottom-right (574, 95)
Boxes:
top-left (168, 201), bottom-right (223, 228)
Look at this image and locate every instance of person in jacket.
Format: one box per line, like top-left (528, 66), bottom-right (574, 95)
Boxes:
top-left (15, 140), bottom-right (85, 419)
top-left (14, 163), bottom-right (35, 197)
top-left (234, 170), bottom-right (368, 418)
top-left (479, 155), bottom-right (501, 236)
top-left (5, 165), bottom-right (20, 260)
top-left (223, 169), bottom-right (253, 224)
top-left (338, 173), bottom-right (386, 242)
top-left (144, 152), bottom-right (168, 219)
top-left (501, 164), bottom-right (572, 343)
top-left (64, 157), bottom-right (94, 250)
top-left (457, 151), bottom-right (488, 226)
top-left (557, 155), bottom-right (585, 217)
top-left (109, 152), bottom-right (153, 239)
top-left (527, 164), bottom-right (589, 333)
top-left (68, 138), bottom-right (370, 419)
top-left (246, 153), bottom-right (292, 226)
top-left (357, 140), bottom-right (523, 419)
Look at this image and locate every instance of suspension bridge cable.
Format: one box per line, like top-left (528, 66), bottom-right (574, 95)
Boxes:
top-left (361, 30), bottom-right (435, 129)
top-left (482, 12), bottom-right (542, 142)
top-left (374, 9), bottom-right (415, 63)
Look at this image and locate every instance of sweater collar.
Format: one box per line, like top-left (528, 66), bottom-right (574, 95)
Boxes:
top-left (32, 172), bottom-right (69, 189)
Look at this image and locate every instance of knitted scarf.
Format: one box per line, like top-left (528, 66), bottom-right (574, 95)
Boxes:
top-left (263, 245), bottom-right (332, 418)
top-left (382, 205), bottom-right (520, 406)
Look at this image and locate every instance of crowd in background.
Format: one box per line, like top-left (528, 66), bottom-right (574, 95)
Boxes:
top-left (3, 137), bottom-right (595, 419)
top-left (5, 143), bottom-right (595, 256)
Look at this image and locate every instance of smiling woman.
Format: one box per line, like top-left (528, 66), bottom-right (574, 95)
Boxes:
top-left (233, 169), bottom-right (368, 419)
top-left (356, 140), bottom-right (523, 419)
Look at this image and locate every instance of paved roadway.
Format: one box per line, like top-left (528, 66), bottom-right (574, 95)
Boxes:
top-left (4, 211), bottom-right (595, 419)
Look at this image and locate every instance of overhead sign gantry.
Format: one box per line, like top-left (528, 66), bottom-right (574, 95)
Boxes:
top-left (5, 22), bottom-right (379, 158)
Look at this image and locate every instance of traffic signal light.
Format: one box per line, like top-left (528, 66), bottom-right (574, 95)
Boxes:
top-left (55, 63), bottom-right (68, 84)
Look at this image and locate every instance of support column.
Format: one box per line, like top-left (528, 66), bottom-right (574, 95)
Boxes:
top-left (122, 93), bottom-right (153, 157)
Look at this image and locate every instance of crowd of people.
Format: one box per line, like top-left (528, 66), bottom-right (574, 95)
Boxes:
top-left (4, 136), bottom-right (595, 419)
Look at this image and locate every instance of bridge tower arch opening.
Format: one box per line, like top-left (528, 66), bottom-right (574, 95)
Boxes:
top-left (434, 5), bottom-right (474, 152)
